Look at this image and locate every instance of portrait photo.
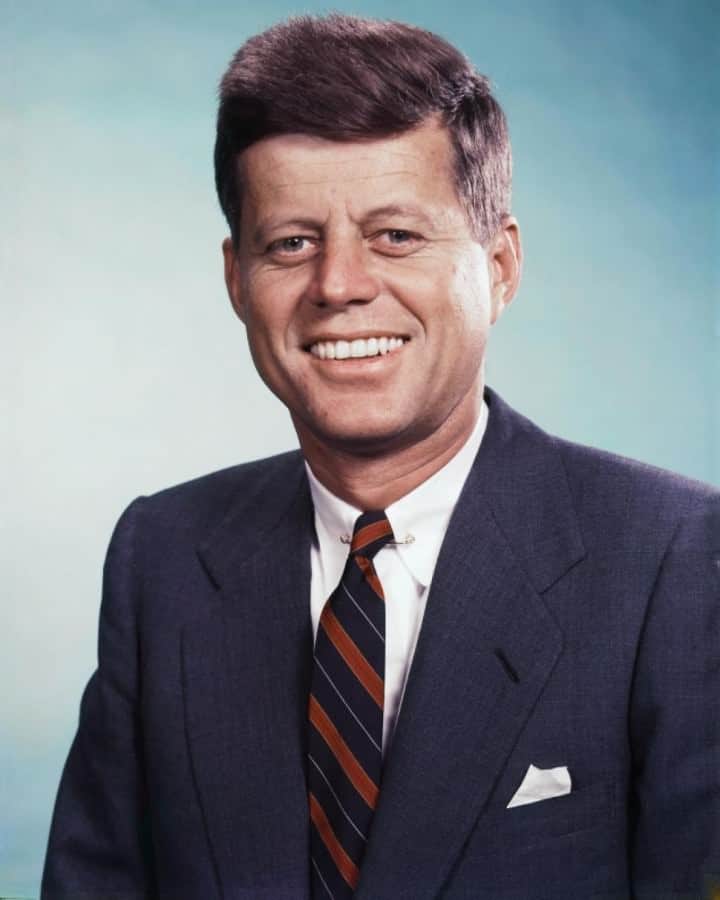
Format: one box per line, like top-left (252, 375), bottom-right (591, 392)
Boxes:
top-left (3, 1), bottom-right (718, 897)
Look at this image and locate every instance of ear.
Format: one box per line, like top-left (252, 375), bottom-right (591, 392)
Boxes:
top-left (222, 237), bottom-right (246, 323)
top-left (486, 216), bottom-right (522, 325)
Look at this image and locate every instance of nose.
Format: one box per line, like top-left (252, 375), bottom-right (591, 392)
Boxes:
top-left (310, 235), bottom-right (380, 308)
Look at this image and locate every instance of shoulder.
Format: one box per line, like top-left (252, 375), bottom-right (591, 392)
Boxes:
top-left (543, 425), bottom-right (719, 569)
top-left (554, 431), bottom-right (717, 506)
top-left (485, 387), bottom-right (718, 553)
top-left (111, 448), bottom-right (306, 548)
top-left (552, 433), bottom-right (718, 535)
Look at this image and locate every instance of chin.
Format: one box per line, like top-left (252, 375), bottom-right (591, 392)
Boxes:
top-left (301, 411), bottom-right (426, 456)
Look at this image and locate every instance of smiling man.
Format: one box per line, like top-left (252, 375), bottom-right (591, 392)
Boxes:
top-left (223, 119), bottom-right (517, 506)
top-left (42, 14), bottom-right (719, 900)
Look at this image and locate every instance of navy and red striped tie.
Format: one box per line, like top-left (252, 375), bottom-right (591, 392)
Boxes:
top-left (308, 510), bottom-right (394, 898)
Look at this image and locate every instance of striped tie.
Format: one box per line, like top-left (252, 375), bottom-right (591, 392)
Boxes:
top-left (308, 510), bottom-right (394, 899)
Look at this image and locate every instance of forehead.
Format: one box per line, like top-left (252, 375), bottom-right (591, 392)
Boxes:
top-left (238, 119), bottom-right (460, 220)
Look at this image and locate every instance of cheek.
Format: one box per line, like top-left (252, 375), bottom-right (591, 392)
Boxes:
top-left (244, 270), bottom-right (306, 349)
top-left (452, 261), bottom-right (493, 329)
top-left (439, 274), bottom-right (492, 343)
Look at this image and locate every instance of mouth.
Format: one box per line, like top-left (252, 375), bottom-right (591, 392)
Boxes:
top-left (305, 335), bottom-right (409, 360)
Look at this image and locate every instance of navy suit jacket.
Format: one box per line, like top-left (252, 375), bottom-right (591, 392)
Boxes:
top-left (42, 388), bottom-right (720, 899)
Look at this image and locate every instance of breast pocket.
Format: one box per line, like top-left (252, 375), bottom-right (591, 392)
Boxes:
top-left (442, 782), bottom-right (623, 898)
top-left (484, 780), bottom-right (616, 846)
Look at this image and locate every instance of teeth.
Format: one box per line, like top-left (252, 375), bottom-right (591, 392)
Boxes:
top-left (309, 336), bottom-right (406, 359)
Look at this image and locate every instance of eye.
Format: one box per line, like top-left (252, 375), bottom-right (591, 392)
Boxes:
top-left (374, 229), bottom-right (423, 255)
top-left (267, 236), bottom-right (312, 255)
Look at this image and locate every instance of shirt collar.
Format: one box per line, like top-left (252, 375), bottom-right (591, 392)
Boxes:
top-left (305, 400), bottom-right (488, 589)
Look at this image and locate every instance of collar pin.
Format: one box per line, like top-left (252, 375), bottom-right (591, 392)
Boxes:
top-left (340, 533), bottom-right (415, 546)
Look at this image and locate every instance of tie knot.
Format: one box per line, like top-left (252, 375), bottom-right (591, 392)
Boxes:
top-left (350, 510), bottom-right (394, 559)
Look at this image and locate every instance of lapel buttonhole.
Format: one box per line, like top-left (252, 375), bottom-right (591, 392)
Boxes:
top-left (494, 648), bottom-right (520, 684)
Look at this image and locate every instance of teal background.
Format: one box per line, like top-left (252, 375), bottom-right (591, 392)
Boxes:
top-left (2, 0), bottom-right (718, 894)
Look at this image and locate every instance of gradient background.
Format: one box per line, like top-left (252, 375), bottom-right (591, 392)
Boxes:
top-left (2, 0), bottom-right (718, 895)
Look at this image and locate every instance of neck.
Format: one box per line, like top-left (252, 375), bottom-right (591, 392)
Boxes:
top-left (296, 390), bottom-right (483, 510)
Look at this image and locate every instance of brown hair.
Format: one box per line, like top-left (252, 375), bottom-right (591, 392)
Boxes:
top-left (214, 14), bottom-right (511, 245)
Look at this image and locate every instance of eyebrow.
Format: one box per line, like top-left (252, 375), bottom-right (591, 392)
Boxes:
top-left (251, 204), bottom-right (437, 246)
top-left (252, 218), bottom-right (322, 246)
top-left (361, 204), bottom-right (435, 228)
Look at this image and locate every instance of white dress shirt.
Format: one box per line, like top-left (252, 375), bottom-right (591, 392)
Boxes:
top-left (305, 401), bottom-right (488, 755)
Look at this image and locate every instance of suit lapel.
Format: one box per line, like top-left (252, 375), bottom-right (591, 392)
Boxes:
top-left (183, 453), bottom-right (314, 897)
top-left (356, 389), bottom-right (586, 899)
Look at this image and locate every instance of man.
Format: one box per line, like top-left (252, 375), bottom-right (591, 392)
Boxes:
top-left (42, 13), bottom-right (719, 900)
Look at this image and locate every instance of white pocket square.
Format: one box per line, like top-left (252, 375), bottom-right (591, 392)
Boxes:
top-left (506, 764), bottom-right (572, 808)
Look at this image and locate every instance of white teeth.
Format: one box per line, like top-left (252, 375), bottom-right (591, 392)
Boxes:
top-left (308, 336), bottom-right (405, 360)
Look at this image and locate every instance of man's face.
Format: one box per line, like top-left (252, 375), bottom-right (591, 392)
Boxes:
top-left (224, 119), bottom-right (518, 455)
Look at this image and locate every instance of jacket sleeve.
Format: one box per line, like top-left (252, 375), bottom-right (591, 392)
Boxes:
top-left (41, 498), bottom-right (156, 899)
top-left (629, 492), bottom-right (720, 899)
